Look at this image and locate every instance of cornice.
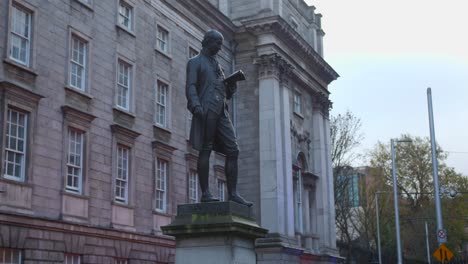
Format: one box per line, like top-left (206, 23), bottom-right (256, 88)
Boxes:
top-left (0, 80), bottom-right (44, 103)
top-left (185, 153), bottom-right (198, 163)
top-left (61, 105), bottom-right (96, 125)
top-left (242, 16), bottom-right (339, 85)
top-left (152, 140), bottom-right (178, 153)
top-left (110, 124), bottom-right (141, 141)
top-left (164, 0), bottom-right (236, 36)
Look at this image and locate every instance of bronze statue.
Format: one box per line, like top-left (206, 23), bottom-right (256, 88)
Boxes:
top-left (186, 29), bottom-right (252, 206)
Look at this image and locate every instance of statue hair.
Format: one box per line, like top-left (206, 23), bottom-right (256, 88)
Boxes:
top-left (202, 29), bottom-right (223, 48)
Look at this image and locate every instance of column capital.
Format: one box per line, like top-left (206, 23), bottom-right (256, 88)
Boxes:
top-left (253, 54), bottom-right (293, 82)
top-left (312, 92), bottom-right (332, 116)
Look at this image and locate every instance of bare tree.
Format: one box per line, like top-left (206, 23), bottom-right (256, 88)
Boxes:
top-left (330, 110), bottom-right (365, 262)
top-left (330, 110), bottom-right (364, 170)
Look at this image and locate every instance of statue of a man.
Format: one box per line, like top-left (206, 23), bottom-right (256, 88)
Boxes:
top-left (186, 29), bottom-right (252, 206)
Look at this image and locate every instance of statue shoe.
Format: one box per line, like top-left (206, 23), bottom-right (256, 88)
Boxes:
top-left (229, 195), bottom-right (253, 207)
top-left (200, 192), bottom-right (219, 202)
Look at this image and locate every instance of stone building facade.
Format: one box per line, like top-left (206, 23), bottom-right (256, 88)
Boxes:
top-left (0, 0), bottom-right (338, 263)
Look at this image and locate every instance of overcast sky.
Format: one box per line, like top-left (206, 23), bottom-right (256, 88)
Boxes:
top-left (307, 0), bottom-right (468, 175)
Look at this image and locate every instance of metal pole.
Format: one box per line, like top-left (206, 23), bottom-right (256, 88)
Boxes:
top-left (376, 192), bottom-right (382, 264)
top-left (427, 87), bottom-right (444, 245)
top-left (391, 139), bottom-right (403, 263)
top-left (425, 221), bottom-right (431, 264)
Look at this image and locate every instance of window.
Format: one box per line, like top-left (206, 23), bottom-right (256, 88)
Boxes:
top-left (155, 158), bottom-right (167, 212)
top-left (114, 258), bottom-right (128, 264)
top-left (118, 1), bottom-right (132, 31)
top-left (0, 248), bottom-right (22, 263)
top-left (217, 179), bottom-right (226, 202)
top-left (66, 129), bottom-right (84, 193)
top-left (4, 108), bottom-right (27, 182)
top-left (157, 26), bottom-right (169, 53)
top-left (155, 81), bottom-right (168, 127)
top-left (188, 171), bottom-right (198, 203)
top-left (64, 254), bottom-right (81, 264)
top-left (189, 47), bottom-right (198, 58)
top-left (69, 35), bottom-right (87, 90)
top-left (294, 169), bottom-right (303, 233)
top-left (115, 146), bottom-right (129, 203)
top-left (117, 60), bottom-right (131, 110)
top-left (186, 110), bottom-right (192, 139)
top-left (293, 92), bottom-right (302, 114)
top-left (9, 5), bottom-right (31, 66)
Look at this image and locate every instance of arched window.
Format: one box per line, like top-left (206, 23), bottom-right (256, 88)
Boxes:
top-left (293, 153), bottom-right (307, 234)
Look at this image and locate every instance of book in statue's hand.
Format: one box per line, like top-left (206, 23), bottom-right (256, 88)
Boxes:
top-left (224, 70), bottom-right (246, 85)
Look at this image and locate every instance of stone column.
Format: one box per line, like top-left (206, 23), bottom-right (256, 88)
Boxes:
top-left (311, 94), bottom-right (330, 249)
top-left (254, 54), bottom-right (294, 237)
top-left (323, 109), bottom-right (338, 250)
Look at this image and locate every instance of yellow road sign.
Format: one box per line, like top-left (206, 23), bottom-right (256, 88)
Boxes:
top-left (433, 244), bottom-right (454, 262)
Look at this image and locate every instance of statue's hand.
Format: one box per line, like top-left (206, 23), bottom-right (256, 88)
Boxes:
top-left (193, 106), bottom-right (203, 117)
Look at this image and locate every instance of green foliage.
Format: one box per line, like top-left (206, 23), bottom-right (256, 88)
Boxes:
top-left (368, 134), bottom-right (467, 261)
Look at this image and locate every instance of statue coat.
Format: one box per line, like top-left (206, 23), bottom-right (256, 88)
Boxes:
top-left (185, 52), bottom-right (236, 154)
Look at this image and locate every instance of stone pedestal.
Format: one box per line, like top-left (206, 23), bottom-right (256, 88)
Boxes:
top-left (162, 202), bottom-right (268, 264)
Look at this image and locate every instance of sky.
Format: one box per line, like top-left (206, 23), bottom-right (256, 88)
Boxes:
top-left (306, 0), bottom-right (468, 175)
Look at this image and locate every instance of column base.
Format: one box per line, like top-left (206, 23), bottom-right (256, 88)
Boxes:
top-left (255, 233), bottom-right (344, 264)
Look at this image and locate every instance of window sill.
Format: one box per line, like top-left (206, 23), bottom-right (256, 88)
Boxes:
top-left (116, 24), bottom-right (136, 38)
top-left (74, 0), bottom-right (94, 11)
top-left (112, 200), bottom-right (134, 209)
top-left (154, 124), bottom-right (171, 133)
top-left (61, 190), bottom-right (90, 199)
top-left (155, 48), bottom-right (172, 60)
top-left (0, 177), bottom-right (32, 187)
top-left (153, 210), bottom-right (171, 217)
top-left (113, 106), bottom-right (136, 118)
top-left (293, 111), bottom-right (304, 119)
top-left (3, 58), bottom-right (38, 76)
top-left (64, 85), bottom-right (93, 100)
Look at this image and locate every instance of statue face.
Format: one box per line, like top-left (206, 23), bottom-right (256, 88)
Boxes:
top-left (206, 34), bottom-right (223, 56)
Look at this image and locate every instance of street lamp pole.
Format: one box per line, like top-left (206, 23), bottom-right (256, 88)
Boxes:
top-left (425, 221), bottom-right (431, 264)
top-left (391, 139), bottom-right (403, 264)
top-left (427, 87), bottom-right (444, 246)
top-left (375, 192), bottom-right (382, 264)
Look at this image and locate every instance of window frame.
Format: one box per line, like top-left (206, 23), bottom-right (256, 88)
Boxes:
top-left (117, 0), bottom-right (134, 32)
top-left (68, 34), bottom-right (88, 91)
top-left (6, 0), bottom-right (37, 70)
top-left (115, 144), bottom-right (130, 204)
top-left (8, 4), bottom-right (31, 66)
top-left (155, 79), bottom-right (169, 128)
top-left (155, 24), bottom-right (171, 55)
top-left (0, 248), bottom-right (22, 264)
top-left (110, 124), bottom-right (139, 207)
top-left (293, 90), bottom-right (302, 115)
top-left (64, 253), bottom-right (81, 264)
top-left (188, 170), bottom-right (198, 204)
top-left (188, 47), bottom-right (199, 59)
top-left (115, 57), bottom-right (134, 112)
top-left (155, 158), bottom-right (168, 213)
top-left (217, 179), bottom-right (226, 202)
top-left (114, 258), bottom-right (129, 264)
top-left (3, 107), bottom-right (28, 182)
top-left (65, 128), bottom-right (84, 194)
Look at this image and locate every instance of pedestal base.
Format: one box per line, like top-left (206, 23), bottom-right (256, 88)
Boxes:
top-left (162, 202), bottom-right (268, 264)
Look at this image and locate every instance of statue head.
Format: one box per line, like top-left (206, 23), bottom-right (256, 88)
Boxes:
top-left (202, 29), bottom-right (224, 56)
